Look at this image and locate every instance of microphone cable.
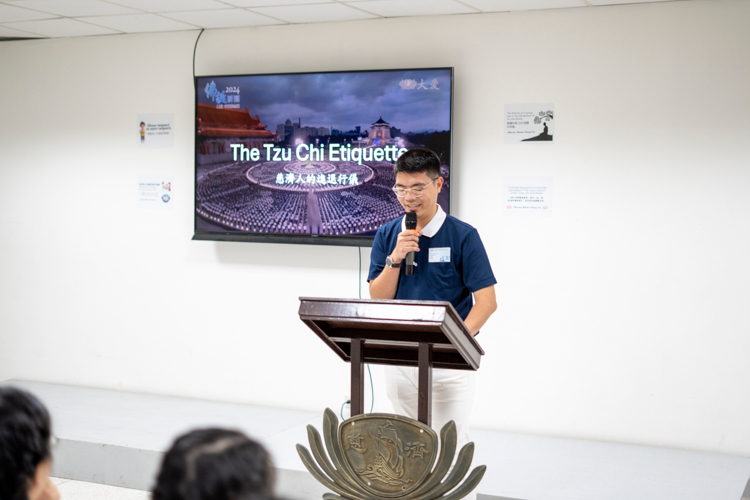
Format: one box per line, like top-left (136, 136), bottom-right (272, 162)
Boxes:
top-left (193, 29), bottom-right (204, 91)
top-left (340, 247), bottom-right (374, 420)
top-left (359, 246), bottom-right (374, 413)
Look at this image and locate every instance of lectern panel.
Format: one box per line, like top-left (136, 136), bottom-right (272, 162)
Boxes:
top-left (299, 297), bottom-right (483, 370)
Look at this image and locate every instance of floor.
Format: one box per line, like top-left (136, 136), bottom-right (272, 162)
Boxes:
top-left (7, 380), bottom-right (750, 500)
top-left (52, 477), bottom-right (149, 500)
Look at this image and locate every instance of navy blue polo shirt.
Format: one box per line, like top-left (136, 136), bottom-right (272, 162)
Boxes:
top-left (368, 206), bottom-right (496, 320)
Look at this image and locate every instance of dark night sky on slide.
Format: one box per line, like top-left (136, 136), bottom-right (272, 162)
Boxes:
top-left (197, 69), bottom-right (452, 134)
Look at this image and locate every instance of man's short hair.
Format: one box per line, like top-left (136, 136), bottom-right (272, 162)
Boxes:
top-left (394, 148), bottom-right (441, 179)
top-left (140, 122), bottom-right (145, 126)
top-left (0, 386), bottom-right (52, 500)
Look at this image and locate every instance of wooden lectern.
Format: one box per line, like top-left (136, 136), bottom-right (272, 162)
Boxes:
top-left (298, 297), bottom-right (484, 427)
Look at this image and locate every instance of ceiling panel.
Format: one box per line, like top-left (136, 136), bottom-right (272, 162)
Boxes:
top-left (587, 0), bottom-right (676, 5)
top-left (0, 0), bottom-right (699, 40)
top-left (161, 8), bottom-right (283, 28)
top-left (104, 0), bottom-right (233, 13)
top-left (348, 0), bottom-right (478, 17)
top-left (220, 0), bottom-right (335, 7)
top-left (84, 13), bottom-right (198, 32)
top-left (459, 0), bottom-right (586, 12)
top-left (250, 3), bottom-right (378, 23)
top-left (0, 3), bottom-right (58, 22)
top-left (0, 24), bottom-right (44, 37)
top-left (0, 0), bottom-right (140, 17)
top-left (4, 17), bottom-right (119, 36)
top-left (222, 0), bottom-right (337, 7)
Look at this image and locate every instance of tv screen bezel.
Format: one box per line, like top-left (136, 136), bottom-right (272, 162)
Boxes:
top-left (192, 66), bottom-right (454, 247)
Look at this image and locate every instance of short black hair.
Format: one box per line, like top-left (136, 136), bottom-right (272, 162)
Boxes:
top-left (152, 428), bottom-right (274, 500)
top-left (140, 122), bottom-right (145, 126)
top-left (0, 386), bottom-right (53, 500)
top-left (393, 148), bottom-right (441, 179)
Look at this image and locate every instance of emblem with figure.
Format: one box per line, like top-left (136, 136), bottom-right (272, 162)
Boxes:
top-left (297, 409), bottom-right (485, 500)
top-left (344, 418), bottom-right (433, 494)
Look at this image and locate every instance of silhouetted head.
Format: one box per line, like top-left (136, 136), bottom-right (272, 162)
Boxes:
top-left (152, 428), bottom-right (274, 500)
top-left (0, 386), bottom-right (58, 500)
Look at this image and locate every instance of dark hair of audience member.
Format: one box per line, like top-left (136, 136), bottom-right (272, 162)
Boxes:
top-left (393, 148), bottom-right (441, 179)
top-left (0, 386), bottom-right (55, 500)
top-left (152, 428), bottom-right (275, 500)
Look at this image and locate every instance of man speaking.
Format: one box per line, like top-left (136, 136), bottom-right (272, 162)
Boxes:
top-left (368, 148), bottom-right (497, 450)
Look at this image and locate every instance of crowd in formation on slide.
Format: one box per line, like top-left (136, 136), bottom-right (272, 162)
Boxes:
top-left (317, 166), bottom-right (404, 235)
top-left (197, 164), bottom-right (309, 233)
top-left (196, 162), bottom-right (406, 235)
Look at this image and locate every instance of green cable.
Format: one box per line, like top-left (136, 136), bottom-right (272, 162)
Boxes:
top-left (359, 247), bottom-right (374, 413)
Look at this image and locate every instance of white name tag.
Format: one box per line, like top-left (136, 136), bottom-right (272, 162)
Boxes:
top-left (429, 247), bottom-right (451, 263)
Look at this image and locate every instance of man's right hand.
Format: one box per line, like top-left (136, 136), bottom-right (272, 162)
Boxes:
top-left (390, 228), bottom-right (422, 264)
top-left (370, 228), bottom-right (422, 300)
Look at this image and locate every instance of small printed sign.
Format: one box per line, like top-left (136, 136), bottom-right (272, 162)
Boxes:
top-left (138, 113), bottom-right (174, 148)
top-left (505, 103), bottom-right (554, 143)
top-left (138, 176), bottom-right (173, 210)
top-left (503, 177), bottom-right (553, 217)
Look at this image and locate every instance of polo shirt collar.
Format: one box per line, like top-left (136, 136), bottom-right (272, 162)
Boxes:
top-left (401, 205), bottom-right (446, 238)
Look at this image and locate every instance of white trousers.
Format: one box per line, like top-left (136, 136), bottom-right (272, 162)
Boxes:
top-left (384, 366), bottom-right (476, 453)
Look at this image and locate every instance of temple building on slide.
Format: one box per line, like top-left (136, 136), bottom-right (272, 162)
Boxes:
top-left (369, 116), bottom-right (392, 146)
top-left (197, 103), bottom-right (276, 165)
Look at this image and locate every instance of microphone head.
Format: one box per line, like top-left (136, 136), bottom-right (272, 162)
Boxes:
top-left (405, 211), bottom-right (417, 230)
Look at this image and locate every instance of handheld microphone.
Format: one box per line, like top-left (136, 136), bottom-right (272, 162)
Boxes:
top-left (405, 212), bottom-right (418, 276)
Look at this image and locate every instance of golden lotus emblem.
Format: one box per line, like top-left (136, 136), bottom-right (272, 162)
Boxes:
top-left (297, 409), bottom-right (486, 500)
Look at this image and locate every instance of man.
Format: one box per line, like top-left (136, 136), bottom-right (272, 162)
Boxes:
top-left (368, 148), bottom-right (497, 450)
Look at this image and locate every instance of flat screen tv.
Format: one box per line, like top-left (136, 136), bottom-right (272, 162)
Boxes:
top-left (193, 67), bottom-right (453, 246)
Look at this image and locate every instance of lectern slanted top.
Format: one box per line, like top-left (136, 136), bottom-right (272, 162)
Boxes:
top-left (298, 297), bottom-right (484, 426)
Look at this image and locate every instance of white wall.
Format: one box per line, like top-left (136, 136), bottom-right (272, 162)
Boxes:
top-left (1, 0), bottom-right (748, 456)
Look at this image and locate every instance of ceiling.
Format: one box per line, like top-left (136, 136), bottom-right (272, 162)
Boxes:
top-left (0, 0), bottom-right (691, 41)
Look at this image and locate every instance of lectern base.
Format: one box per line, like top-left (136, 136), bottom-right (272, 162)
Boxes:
top-left (297, 408), bottom-right (485, 500)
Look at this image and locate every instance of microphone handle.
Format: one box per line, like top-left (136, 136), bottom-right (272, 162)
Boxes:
top-left (405, 251), bottom-right (415, 276)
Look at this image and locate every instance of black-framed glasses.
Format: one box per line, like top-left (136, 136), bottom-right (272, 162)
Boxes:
top-left (392, 178), bottom-right (438, 198)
